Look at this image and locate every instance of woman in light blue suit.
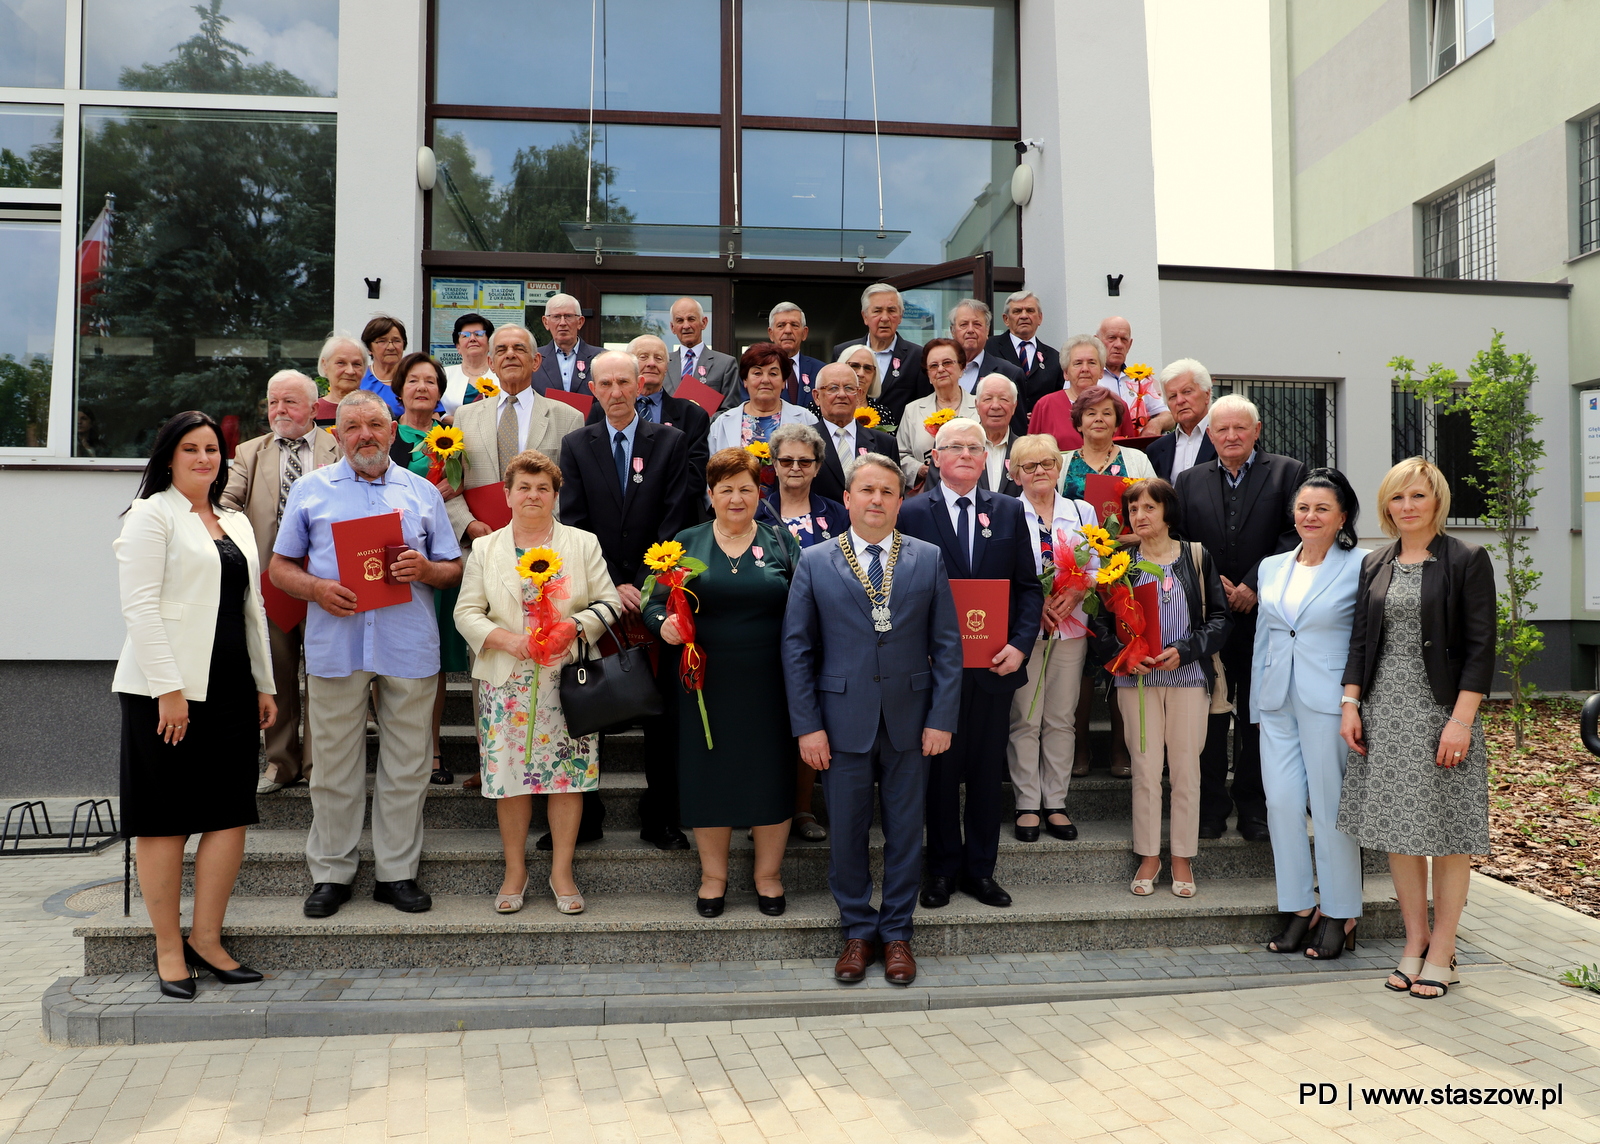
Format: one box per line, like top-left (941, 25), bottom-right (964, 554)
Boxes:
top-left (1252, 469), bottom-right (1366, 961)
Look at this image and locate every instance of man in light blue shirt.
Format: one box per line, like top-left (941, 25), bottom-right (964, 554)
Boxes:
top-left (270, 391), bottom-right (463, 919)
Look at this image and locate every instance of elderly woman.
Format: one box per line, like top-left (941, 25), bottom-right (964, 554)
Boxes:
top-left (1108, 479), bottom-right (1230, 898)
top-left (1058, 386), bottom-right (1155, 501)
top-left (897, 337), bottom-right (977, 492)
top-left (707, 342), bottom-right (818, 452)
top-left (645, 448), bottom-right (803, 916)
top-left (1006, 434), bottom-right (1098, 842)
top-left (313, 335), bottom-right (368, 426)
top-left (442, 313), bottom-right (497, 414)
top-left (454, 450), bottom-right (620, 915)
top-left (1339, 458), bottom-right (1494, 998)
top-left (836, 345), bottom-right (895, 430)
top-left (359, 315), bottom-right (410, 417)
top-left (1028, 335), bottom-right (1135, 449)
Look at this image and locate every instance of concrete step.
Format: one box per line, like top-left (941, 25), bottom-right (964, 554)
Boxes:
top-left (79, 877), bottom-right (1404, 973)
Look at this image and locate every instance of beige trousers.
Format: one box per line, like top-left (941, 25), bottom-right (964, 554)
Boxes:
top-left (1007, 636), bottom-right (1087, 810)
top-left (262, 619), bottom-right (311, 784)
top-left (306, 671), bottom-right (437, 884)
top-left (1119, 684), bottom-right (1208, 858)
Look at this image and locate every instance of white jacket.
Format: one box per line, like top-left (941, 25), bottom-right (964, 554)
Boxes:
top-left (112, 486), bottom-right (275, 701)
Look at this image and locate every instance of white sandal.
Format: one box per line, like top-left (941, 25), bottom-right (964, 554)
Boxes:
top-left (549, 878), bottom-right (585, 915)
top-left (1130, 877), bottom-right (1155, 896)
top-left (1170, 880), bottom-right (1196, 898)
top-left (495, 876), bottom-right (529, 914)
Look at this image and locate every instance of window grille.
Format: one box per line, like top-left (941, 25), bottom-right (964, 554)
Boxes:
top-left (1423, 170), bottom-right (1495, 279)
top-left (1390, 386), bottom-right (1488, 525)
top-left (1212, 379), bottom-right (1336, 472)
top-left (1580, 111), bottom-right (1600, 256)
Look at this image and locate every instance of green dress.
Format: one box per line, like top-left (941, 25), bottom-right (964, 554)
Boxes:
top-left (395, 421), bottom-right (469, 673)
top-left (643, 521), bottom-right (802, 827)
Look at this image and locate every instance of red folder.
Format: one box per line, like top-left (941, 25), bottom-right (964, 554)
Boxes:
top-left (330, 511), bottom-right (411, 612)
top-left (543, 388), bottom-right (594, 417)
top-left (949, 579), bottom-right (1010, 669)
top-left (463, 483), bottom-right (513, 531)
top-left (1083, 473), bottom-right (1130, 527)
top-left (260, 568), bottom-right (307, 631)
top-left (674, 373), bottom-right (726, 416)
top-left (1132, 580), bottom-right (1163, 654)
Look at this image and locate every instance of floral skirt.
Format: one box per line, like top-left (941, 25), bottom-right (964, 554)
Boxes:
top-left (478, 664), bottom-right (598, 798)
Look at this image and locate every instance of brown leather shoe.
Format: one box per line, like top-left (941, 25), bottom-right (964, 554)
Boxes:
top-left (833, 939), bottom-right (876, 983)
top-left (1110, 758), bottom-right (1133, 778)
top-left (883, 940), bottom-right (917, 985)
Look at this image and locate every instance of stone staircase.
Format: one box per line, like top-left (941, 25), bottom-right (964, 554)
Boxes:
top-left (77, 681), bottom-right (1402, 972)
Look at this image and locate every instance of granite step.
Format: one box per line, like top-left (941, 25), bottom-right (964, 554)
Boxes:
top-left (79, 877), bottom-right (1405, 973)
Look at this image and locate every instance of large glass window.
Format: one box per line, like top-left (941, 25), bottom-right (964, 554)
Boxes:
top-left (434, 0), bottom-right (719, 114)
top-left (0, 104), bottom-right (62, 189)
top-left (0, 0), bottom-right (66, 88)
top-left (82, 0), bottom-right (338, 96)
top-left (743, 0), bottom-right (1016, 127)
top-left (0, 220), bottom-right (59, 449)
top-left (431, 119), bottom-right (719, 253)
top-left (76, 106), bottom-right (336, 458)
top-left (741, 130), bottom-right (1017, 264)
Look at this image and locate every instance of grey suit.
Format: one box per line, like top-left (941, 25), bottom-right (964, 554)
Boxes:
top-left (782, 534), bottom-right (962, 942)
top-left (668, 343), bottom-right (738, 404)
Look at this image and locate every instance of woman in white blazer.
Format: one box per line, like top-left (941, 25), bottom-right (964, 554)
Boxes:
top-left (1251, 468), bottom-right (1366, 962)
top-left (455, 449), bottom-right (620, 916)
top-left (113, 411), bottom-right (277, 1000)
top-left (705, 343), bottom-right (818, 454)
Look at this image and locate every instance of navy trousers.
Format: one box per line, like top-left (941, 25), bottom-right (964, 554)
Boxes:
top-left (924, 673), bottom-right (1010, 881)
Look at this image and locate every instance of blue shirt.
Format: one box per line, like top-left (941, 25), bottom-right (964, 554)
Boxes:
top-left (607, 413), bottom-right (640, 471)
top-left (274, 458), bottom-right (463, 679)
top-left (555, 346), bottom-right (578, 389)
top-left (359, 368), bottom-right (444, 418)
top-left (1222, 449), bottom-right (1258, 490)
top-left (636, 391), bottom-right (665, 423)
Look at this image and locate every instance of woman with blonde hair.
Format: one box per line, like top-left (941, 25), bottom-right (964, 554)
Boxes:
top-left (1339, 457), bottom-right (1494, 998)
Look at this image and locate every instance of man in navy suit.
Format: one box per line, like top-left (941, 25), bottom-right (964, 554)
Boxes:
top-left (809, 363), bottom-right (901, 503)
top-left (984, 291), bottom-right (1065, 415)
top-left (531, 293), bottom-right (600, 396)
top-left (950, 298), bottom-right (1027, 435)
top-left (1144, 358), bottom-right (1218, 482)
top-left (782, 453), bottom-right (961, 986)
top-left (742, 302), bottom-right (827, 409)
top-left (833, 284), bottom-right (928, 423)
top-left (586, 334), bottom-right (710, 507)
top-left (897, 417), bottom-right (1042, 910)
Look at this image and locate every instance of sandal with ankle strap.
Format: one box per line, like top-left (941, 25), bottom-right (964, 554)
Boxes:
top-left (1304, 916), bottom-right (1357, 960)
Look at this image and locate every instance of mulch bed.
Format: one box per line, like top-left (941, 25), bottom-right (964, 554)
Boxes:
top-left (1475, 697), bottom-right (1600, 920)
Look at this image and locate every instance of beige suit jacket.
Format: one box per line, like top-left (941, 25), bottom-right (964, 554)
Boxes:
top-left (447, 389), bottom-right (584, 540)
top-left (222, 428), bottom-right (341, 560)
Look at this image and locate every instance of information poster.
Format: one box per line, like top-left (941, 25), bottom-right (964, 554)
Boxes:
top-left (429, 278), bottom-right (559, 364)
top-left (1583, 391), bottom-right (1600, 610)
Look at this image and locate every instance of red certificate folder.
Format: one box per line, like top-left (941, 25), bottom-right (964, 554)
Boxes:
top-left (542, 388), bottom-right (594, 417)
top-left (330, 511), bottom-right (410, 612)
top-left (1083, 473), bottom-right (1130, 527)
top-left (463, 483), bottom-right (513, 531)
top-left (949, 579), bottom-right (1010, 668)
top-left (1131, 580), bottom-right (1163, 654)
top-left (674, 373), bottom-right (726, 417)
top-left (260, 569), bottom-right (307, 632)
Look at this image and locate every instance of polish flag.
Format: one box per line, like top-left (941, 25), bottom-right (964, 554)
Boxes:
top-left (78, 194), bottom-right (114, 307)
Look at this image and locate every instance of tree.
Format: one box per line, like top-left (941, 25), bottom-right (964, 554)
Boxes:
top-left (1390, 330), bottom-right (1546, 747)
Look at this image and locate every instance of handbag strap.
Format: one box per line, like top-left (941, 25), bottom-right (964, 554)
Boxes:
top-left (572, 598), bottom-right (625, 661)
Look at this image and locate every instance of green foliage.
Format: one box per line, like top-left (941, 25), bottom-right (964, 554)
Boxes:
top-left (1390, 331), bottom-right (1546, 746)
top-left (0, 355), bottom-right (53, 448)
top-left (1559, 963), bottom-right (1600, 993)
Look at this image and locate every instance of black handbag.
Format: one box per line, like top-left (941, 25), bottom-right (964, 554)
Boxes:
top-left (558, 600), bottom-right (663, 737)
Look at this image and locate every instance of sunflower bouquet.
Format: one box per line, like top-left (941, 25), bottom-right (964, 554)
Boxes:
top-left (744, 440), bottom-right (776, 489)
top-left (1026, 525), bottom-right (1101, 719)
top-left (923, 407), bottom-right (957, 436)
top-left (516, 547), bottom-right (578, 758)
top-left (413, 425), bottom-right (469, 490)
top-left (1124, 363), bottom-right (1155, 432)
top-left (470, 377), bottom-right (500, 401)
top-left (1092, 540), bottom-right (1164, 750)
top-left (641, 541), bottom-right (714, 748)
top-left (853, 406), bottom-right (881, 429)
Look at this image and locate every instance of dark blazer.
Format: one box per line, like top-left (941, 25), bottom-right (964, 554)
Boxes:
top-left (756, 491), bottom-right (847, 547)
top-left (667, 343), bottom-right (738, 402)
top-left (966, 353), bottom-right (1030, 436)
top-left (558, 420), bottom-right (693, 588)
top-left (732, 353), bottom-right (828, 410)
top-left (1146, 431), bottom-right (1217, 482)
top-left (925, 433), bottom-right (1021, 499)
top-left (532, 338), bottom-right (601, 396)
top-left (985, 333), bottom-right (1065, 414)
top-left (897, 486), bottom-right (1043, 694)
top-left (1172, 452), bottom-right (1307, 592)
top-left (834, 334), bottom-right (927, 422)
top-left (586, 392), bottom-right (711, 494)
top-left (1342, 533), bottom-right (1496, 707)
top-left (810, 421), bottom-right (901, 503)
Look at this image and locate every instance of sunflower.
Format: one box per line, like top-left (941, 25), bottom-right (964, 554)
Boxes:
top-left (516, 546), bottom-right (563, 585)
top-left (1082, 524), bottom-right (1115, 556)
top-left (923, 407), bottom-right (957, 435)
top-left (745, 441), bottom-right (772, 463)
top-left (1122, 476), bottom-right (1138, 487)
top-left (1124, 363), bottom-right (1153, 382)
top-left (644, 540), bottom-right (686, 573)
top-left (424, 424), bottom-right (466, 459)
top-left (473, 377), bottom-right (500, 398)
top-left (853, 406), bottom-right (881, 429)
top-left (1096, 551), bottom-right (1131, 585)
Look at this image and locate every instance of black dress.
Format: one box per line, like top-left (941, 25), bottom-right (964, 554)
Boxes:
top-left (118, 536), bottom-right (261, 837)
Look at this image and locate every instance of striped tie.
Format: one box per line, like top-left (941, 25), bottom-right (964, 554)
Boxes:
top-left (865, 544), bottom-right (884, 591)
top-left (496, 394), bottom-right (520, 474)
top-left (276, 437), bottom-right (303, 523)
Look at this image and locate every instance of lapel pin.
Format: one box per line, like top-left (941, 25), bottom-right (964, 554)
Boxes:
top-left (631, 457), bottom-right (644, 484)
top-left (978, 511), bottom-right (992, 538)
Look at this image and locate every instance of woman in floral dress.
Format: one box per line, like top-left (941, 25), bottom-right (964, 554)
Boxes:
top-left (455, 450), bottom-right (619, 915)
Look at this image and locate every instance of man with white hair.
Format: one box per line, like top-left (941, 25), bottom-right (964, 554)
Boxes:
top-left (985, 291), bottom-right (1064, 413)
top-left (530, 293), bottom-right (600, 395)
top-left (666, 296), bottom-right (738, 401)
top-left (751, 302), bottom-right (827, 408)
top-left (586, 334), bottom-right (710, 513)
top-left (1145, 358), bottom-right (1217, 481)
top-left (926, 375), bottom-right (1022, 498)
top-left (1095, 316), bottom-right (1174, 435)
top-left (224, 369), bottom-right (341, 793)
top-left (898, 417), bottom-right (1042, 911)
top-left (834, 284), bottom-right (927, 422)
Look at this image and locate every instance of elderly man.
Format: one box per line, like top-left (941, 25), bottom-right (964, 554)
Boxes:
top-left (927, 375), bottom-right (1021, 497)
top-left (740, 302), bottom-right (827, 409)
top-left (951, 299), bottom-right (1027, 434)
top-left (666, 297), bottom-right (738, 401)
top-left (1095, 316), bottom-right (1174, 435)
top-left (834, 284), bottom-right (928, 421)
top-left (531, 293), bottom-right (599, 395)
top-left (985, 291), bottom-right (1065, 413)
top-left (270, 391), bottom-right (463, 918)
top-left (1174, 395), bottom-right (1306, 843)
top-left (448, 324), bottom-right (585, 544)
top-left (1146, 357), bottom-right (1217, 481)
top-left (899, 418), bottom-right (1042, 910)
top-left (441, 312), bottom-right (496, 414)
top-left (587, 334), bottom-right (710, 506)
top-left (224, 369), bottom-right (340, 794)
top-left (809, 362), bottom-right (901, 503)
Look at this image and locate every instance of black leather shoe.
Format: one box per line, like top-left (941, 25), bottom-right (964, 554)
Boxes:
top-left (695, 896), bottom-right (725, 918)
top-left (920, 875), bottom-right (954, 909)
top-left (151, 951), bottom-right (196, 1000)
top-left (757, 894), bottom-right (786, 916)
top-left (302, 882), bottom-right (353, 918)
top-left (374, 879), bottom-right (433, 912)
top-left (1012, 810), bottom-right (1041, 843)
top-left (1197, 820), bottom-right (1227, 840)
top-left (959, 877), bottom-right (1013, 908)
top-left (1043, 811), bottom-right (1078, 841)
top-left (1239, 819), bottom-right (1271, 843)
top-left (183, 940), bottom-right (263, 984)
top-left (640, 825), bottom-right (691, 851)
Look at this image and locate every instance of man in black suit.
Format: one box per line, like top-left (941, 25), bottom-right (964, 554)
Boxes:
top-left (1173, 395), bottom-right (1306, 843)
top-left (984, 291), bottom-right (1065, 414)
top-left (560, 350), bottom-right (695, 850)
top-left (833, 284), bottom-right (927, 423)
top-left (531, 293), bottom-right (600, 395)
top-left (1145, 358), bottom-right (1218, 482)
top-left (587, 334), bottom-right (710, 508)
top-left (898, 417), bottom-right (1042, 910)
top-left (950, 299), bottom-right (1027, 435)
top-left (810, 363), bottom-right (900, 503)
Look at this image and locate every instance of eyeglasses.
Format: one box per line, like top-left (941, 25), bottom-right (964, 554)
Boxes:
top-left (846, 361), bottom-right (877, 373)
top-left (1016, 459), bottom-right (1060, 475)
top-left (546, 312), bottom-right (582, 322)
top-left (372, 337), bottom-right (405, 348)
top-left (775, 457), bottom-right (817, 469)
top-left (937, 443), bottom-right (986, 456)
top-left (458, 330), bottom-right (488, 340)
top-left (815, 385), bottom-right (854, 396)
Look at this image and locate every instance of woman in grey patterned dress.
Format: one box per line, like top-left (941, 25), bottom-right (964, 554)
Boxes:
top-left (1338, 459), bottom-right (1496, 999)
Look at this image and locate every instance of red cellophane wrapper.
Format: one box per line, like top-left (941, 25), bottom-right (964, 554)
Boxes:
top-left (1103, 581), bottom-right (1153, 676)
top-left (525, 575), bottom-right (577, 666)
top-left (657, 568), bottom-right (713, 747)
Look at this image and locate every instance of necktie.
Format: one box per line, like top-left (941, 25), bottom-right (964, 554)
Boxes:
top-left (276, 437), bottom-right (303, 523)
top-left (1019, 341), bottom-right (1034, 372)
top-left (496, 394), bottom-right (520, 474)
top-left (955, 495), bottom-right (972, 571)
top-left (681, 348), bottom-right (695, 378)
top-left (835, 425), bottom-right (853, 464)
top-left (865, 543), bottom-right (884, 592)
top-left (614, 430), bottom-right (629, 493)
top-left (636, 395), bottom-right (653, 423)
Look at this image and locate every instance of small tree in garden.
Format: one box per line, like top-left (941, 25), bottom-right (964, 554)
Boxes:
top-left (1390, 331), bottom-right (1545, 748)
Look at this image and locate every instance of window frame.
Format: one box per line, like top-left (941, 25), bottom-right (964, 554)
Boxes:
top-left (1210, 376), bottom-right (1339, 472)
top-left (1421, 168), bottom-right (1496, 281)
top-left (1426, 0), bottom-right (1494, 83)
top-left (1576, 108), bottom-right (1600, 259)
top-left (1390, 382), bottom-right (1489, 526)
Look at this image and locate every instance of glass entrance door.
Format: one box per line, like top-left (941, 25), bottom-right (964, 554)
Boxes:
top-left (598, 292), bottom-right (714, 350)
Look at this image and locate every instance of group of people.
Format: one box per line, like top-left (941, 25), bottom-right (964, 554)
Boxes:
top-left (113, 287), bottom-right (1494, 999)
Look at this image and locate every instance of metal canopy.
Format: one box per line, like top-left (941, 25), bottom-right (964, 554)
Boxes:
top-left (559, 222), bottom-right (909, 261)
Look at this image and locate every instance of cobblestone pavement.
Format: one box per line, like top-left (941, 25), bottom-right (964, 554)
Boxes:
top-left (5, 852), bottom-right (1600, 1142)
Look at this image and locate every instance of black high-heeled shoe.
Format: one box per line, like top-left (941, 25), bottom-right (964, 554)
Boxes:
top-left (1266, 909), bottom-right (1319, 954)
top-left (695, 896), bottom-right (725, 918)
top-left (1042, 809), bottom-right (1077, 841)
top-left (151, 950), bottom-right (197, 1000)
top-left (1013, 809), bottom-right (1041, 843)
top-left (1304, 916), bottom-right (1357, 960)
top-left (183, 939), bottom-right (264, 984)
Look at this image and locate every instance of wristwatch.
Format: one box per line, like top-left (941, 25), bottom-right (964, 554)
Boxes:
top-left (1340, 696), bottom-right (1360, 707)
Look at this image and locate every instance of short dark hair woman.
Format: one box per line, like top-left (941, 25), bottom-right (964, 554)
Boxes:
top-left (113, 411), bottom-right (279, 999)
top-left (707, 342), bottom-right (819, 453)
